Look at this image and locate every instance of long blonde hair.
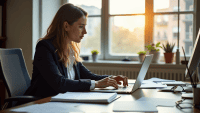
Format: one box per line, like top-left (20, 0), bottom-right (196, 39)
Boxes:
top-left (36, 3), bottom-right (88, 67)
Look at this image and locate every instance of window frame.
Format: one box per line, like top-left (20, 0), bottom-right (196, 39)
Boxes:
top-left (65, 0), bottom-right (197, 61)
top-left (102, 0), bottom-right (197, 60)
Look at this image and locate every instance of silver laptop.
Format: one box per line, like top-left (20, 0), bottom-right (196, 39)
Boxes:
top-left (91, 54), bottom-right (153, 94)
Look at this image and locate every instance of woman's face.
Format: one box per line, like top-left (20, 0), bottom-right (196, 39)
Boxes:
top-left (65, 16), bottom-right (87, 43)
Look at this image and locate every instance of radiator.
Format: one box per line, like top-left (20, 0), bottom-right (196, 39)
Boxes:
top-left (87, 67), bottom-right (188, 81)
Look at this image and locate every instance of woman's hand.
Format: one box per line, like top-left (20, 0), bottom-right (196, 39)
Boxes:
top-left (110, 75), bottom-right (128, 87)
top-left (95, 77), bottom-right (118, 89)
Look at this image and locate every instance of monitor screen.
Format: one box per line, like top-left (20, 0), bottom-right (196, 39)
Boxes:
top-left (185, 29), bottom-right (200, 79)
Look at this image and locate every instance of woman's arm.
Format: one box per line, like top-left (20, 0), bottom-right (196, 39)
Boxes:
top-left (33, 41), bottom-right (91, 93)
top-left (78, 62), bottom-right (110, 80)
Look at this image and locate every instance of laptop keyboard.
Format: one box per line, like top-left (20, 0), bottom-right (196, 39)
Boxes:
top-left (117, 84), bottom-right (133, 91)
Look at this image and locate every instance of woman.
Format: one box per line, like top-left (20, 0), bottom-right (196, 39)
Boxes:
top-left (24, 3), bottom-right (128, 98)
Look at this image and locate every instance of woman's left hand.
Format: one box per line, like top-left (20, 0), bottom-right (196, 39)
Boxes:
top-left (110, 75), bottom-right (128, 87)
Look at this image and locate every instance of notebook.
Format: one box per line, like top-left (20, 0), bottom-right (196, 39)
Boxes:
top-left (51, 92), bottom-right (119, 104)
top-left (91, 54), bottom-right (153, 94)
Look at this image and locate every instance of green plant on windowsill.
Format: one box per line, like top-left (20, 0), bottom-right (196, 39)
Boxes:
top-left (162, 41), bottom-right (175, 53)
top-left (91, 50), bottom-right (99, 55)
top-left (145, 42), bottom-right (162, 52)
top-left (162, 41), bottom-right (176, 63)
top-left (137, 51), bottom-right (147, 55)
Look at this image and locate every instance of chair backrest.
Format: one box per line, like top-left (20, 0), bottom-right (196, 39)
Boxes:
top-left (0, 48), bottom-right (31, 97)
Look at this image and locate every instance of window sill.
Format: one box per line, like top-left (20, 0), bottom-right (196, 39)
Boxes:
top-left (82, 60), bottom-right (186, 69)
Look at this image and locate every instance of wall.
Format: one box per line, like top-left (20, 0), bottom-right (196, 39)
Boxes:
top-left (6, 0), bottom-right (33, 77)
top-left (0, 6), bottom-right (2, 36)
top-left (6, 0), bottom-right (61, 78)
top-left (32, 0), bottom-right (61, 60)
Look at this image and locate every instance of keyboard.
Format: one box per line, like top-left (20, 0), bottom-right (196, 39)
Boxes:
top-left (117, 84), bottom-right (133, 91)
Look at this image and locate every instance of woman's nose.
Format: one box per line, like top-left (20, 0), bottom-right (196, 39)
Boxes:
top-left (83, 28), bottom-right (87, 34)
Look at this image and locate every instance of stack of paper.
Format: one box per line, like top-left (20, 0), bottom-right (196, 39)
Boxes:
top-left (51, 92), bottom-right (118, 103)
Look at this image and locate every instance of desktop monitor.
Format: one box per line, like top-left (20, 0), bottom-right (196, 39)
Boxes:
top-left (185, 29), bottom-right (200, 81)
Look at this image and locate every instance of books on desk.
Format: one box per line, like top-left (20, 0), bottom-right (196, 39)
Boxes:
top-left (51, 92), bottom-right (119, 104)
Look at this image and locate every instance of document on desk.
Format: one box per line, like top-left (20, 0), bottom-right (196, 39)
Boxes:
top-left (161, 81), bottom-right (187, 86)
top-left (137, 97), bottom-right (180, 107)
top-left (140, 82), bottom-right (167, 89)
top-left (128, 79), bottom-right (168, 89)
top-left (11, 102), bottom-right (82, 113)
top-left (147, 77), bottom-right (176, 83)
top-left (113, 101), bottom-right (158, 112)
top-left (182, 93), bottom-right (193, 99)
top-left (51, 92), bottom-right (119, 103)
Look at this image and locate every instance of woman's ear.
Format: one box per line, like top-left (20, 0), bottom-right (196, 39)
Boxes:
top-left (63, 21), bottom-right (70, 31)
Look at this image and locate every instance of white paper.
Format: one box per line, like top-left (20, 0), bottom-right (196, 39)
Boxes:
top-left (140, 82), bottom-right (167, 89)
top-left (161, 81), bottom-right (186, 86)
top-left (113, 101), bottom-right (158, 112)
top-left (182, 93), bottom-right (193, 99)
top-left (137, 97), bottom-right (180, 107)
top-left (51, 92), bottom-right (117, 103)
top-left (147, 77), bottom-right (176, 83)
top-left (11, 102), bottom-right (82, 113)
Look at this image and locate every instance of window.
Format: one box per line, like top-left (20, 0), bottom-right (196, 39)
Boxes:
top-left (172, 27), bottom-right (181, 39)
top-left (154, 0), bottom-right (194, 61)
top-left (67, 0), bottom-right (101, 56)
top-left (163, 31), bottom-right (167, 39)
top-left (64, 0), bottom-right (196, 60)
top-left (157, 32), bottom-right (161, 39)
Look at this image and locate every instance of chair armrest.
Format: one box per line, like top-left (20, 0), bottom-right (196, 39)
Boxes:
top-left (4, 96), bottom-right (42, 103)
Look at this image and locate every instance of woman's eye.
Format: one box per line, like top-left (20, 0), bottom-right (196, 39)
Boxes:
top-left (79, 26), bottom-right (83, 28)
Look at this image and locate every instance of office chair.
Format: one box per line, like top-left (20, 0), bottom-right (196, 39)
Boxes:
top-left (0, 48), bottom-right (41, 110)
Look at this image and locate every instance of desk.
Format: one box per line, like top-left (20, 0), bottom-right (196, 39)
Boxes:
top-left (0, 88), bottom-right (200, 113)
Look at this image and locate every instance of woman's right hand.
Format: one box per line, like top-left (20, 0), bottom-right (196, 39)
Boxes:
top-left (95, 77), bottom-right (118, 89)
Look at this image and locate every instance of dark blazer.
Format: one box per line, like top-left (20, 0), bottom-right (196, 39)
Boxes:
top-left (24, 38), bottom-right (109, 98)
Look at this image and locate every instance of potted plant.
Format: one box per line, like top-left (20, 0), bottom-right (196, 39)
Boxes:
top-left (91, 50), bottom-right (99, 62)
top-left (145, 42), bottom-right (162, 63)
top-left (162, 41), bottom-right (175, 63)
top-left (137, 51), bottom-right (147, 62)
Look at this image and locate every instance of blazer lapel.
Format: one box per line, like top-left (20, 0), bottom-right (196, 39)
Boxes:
top-left (61, 63), bottom-right (68, 78)
top-left (74, 64), bottom-right (80, 80)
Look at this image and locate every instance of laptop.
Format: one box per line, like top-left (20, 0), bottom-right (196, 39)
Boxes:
top-left (91, 54), bottom-right (153, 94)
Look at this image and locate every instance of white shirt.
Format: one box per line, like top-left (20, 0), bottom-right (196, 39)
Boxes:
top-left (67, 46), bottom-right (95, 90)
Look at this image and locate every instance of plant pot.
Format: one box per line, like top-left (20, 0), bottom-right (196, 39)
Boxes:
top-left (138, 54), bottom-right (145, 62)
top-left (149, 50), bottom-right (160, 63)
top-left (92, 54), bottom-right (98, 62)
top-left (164, 53), bottom-right (174, 63)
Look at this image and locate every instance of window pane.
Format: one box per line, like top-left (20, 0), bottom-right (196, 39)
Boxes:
top-left (109, 0), bottom-right (145, 14)
top-left (154, 14), bottom-right (178, 62)
top-left (180, 0), bottom-right (194, 11)
top-left (110, 16), bottom-right (145, 55)
top-left (80, 17), bottom-right (101, 55)
top-left (154, 0), bottom-right (178, 12)
top-left (179, 14), bottom-right (193, 57)
top-left (154, 14), bottom-right (193, 62)
top-left (68, 0), bottom-right (101, 15)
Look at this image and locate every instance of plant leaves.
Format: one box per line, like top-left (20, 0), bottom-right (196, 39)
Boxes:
top-left (156, 42), bottom-right (160, 47)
